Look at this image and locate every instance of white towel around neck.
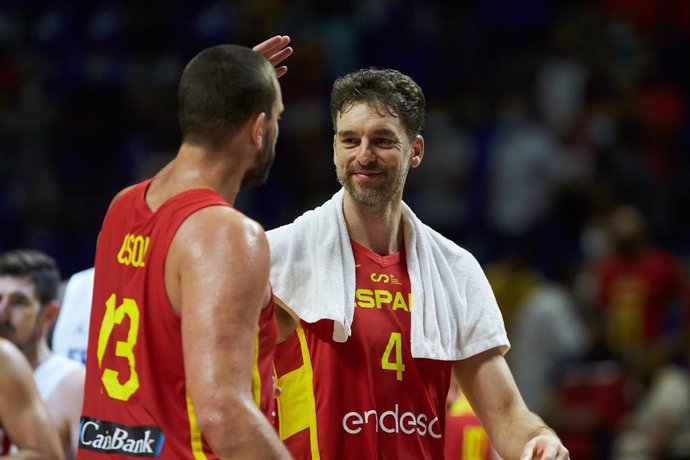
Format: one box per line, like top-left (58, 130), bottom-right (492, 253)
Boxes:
top-left (267, 189), bottom-right (509, 361)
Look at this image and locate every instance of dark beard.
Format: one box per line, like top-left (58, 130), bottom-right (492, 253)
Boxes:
top-left (0, 312), bottom-right (45, 351)
top-left (241, 135), bottom-right (276, 189)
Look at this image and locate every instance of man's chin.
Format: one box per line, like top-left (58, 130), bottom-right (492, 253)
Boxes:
top-left (346, 188), bottom-right (387, 206)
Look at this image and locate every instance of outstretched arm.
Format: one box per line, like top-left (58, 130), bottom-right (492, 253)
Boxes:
top-left (0, 339), bottom-right (63, 460)
top-left (170, 206), bottom-right (290, 459)
top-left (453, 348), bottom-right (569, 460)
top-left (253, 35), bottom-right (293, 78)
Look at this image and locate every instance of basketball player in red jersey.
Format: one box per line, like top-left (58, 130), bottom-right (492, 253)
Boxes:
top-left (78, 39), bottom-right (292, 459)
top-left (0, 337), bottom-right (63, 459)
top-left (269, 69), bottom-right (569, 459)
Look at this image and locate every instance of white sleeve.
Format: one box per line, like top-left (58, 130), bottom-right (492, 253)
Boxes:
top-left (52, 267), bottom-right (95, 364)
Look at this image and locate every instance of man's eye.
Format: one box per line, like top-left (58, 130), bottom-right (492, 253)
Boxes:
top-left (9, 298), bottom-right (30, 308)
top-left (376, 138), bottom-right (395, 146)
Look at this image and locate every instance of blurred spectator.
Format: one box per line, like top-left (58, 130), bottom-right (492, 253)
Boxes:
top-left (535, 23), bottom-right (588, 139)
top-left (542, 302), bottom-right (631, 459)
top-left (0, 337), bottom-right (63, 459)
top-left (511, 264), bottom-right (589, 415)
top-left (0, 249), bottom-right (84, 459)
top-left (595, 205), bottom-right (689, 375)
top-left (51, 267), bottom-right (93, 364)
top-left (485, 242), bottom-right (542, 339)
top-left (444, 379), bottom-right (497, 460)
top-left (634, 81), bottom-right (685, 181)
top-left (611, 333), bottom-right (690, 460)
top-left (548, 358), bottom-right (628, 459)
top-left (485, 92), bottom-right (582, 239)
top-left (407, 103), bottom-right (474, 242)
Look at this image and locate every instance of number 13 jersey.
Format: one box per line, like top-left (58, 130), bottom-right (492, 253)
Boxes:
top-left (79, 179), bottom-right (277, 459)
top-left (274, 240), bottom-right (452, 460)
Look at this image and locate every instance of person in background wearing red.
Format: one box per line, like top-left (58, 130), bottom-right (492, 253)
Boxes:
top-left (444, 379), bottom-right (498, 460)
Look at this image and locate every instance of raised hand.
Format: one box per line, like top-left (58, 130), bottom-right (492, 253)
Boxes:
top-left (253, 35), bottom-right (293, 78)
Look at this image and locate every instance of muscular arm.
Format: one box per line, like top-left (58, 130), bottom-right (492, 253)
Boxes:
top-left (168, 206), bottom-right (289, 459)
top-left (0, 340), bottom-right (63, 460)
top-left (453, 348), bottom-right (568, 460)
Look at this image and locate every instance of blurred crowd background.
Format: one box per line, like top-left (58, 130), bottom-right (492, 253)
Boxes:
top-left (2, 0), bottom-right (689, 458)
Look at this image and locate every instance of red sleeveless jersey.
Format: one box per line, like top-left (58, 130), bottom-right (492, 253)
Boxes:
top-left (78, 179), bottom-right (277, 459)
top-left (274, 241), bottom-right (452, 460)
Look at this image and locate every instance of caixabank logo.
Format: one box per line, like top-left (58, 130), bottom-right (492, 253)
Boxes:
top-left (79, 417), bottom-right (165, 457)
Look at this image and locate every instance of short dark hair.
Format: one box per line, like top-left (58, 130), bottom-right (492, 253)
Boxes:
top-left (330, 68), bottom-right (425, 140)
top-left (0, 250), bottom-right (60, 305)
top-left (179, 44), bottom-right (277, 150)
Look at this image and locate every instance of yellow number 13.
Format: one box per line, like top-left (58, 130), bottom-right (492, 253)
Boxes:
top-left (97, 294), bottom-right (141, 401)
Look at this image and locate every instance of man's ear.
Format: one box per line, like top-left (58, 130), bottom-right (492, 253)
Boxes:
top-left (251, 112), bottom-right (267, 149)
top-left (410, 135), bottom-right (424, 168)
top-left (43, 300), bottom-right (60, 326)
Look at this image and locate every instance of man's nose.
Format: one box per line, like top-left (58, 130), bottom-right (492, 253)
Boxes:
top-left (356, 138), bottom-right (376, 165)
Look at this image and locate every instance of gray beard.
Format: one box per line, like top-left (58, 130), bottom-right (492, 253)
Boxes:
top-left (336, 170), bottom-right (403, 208)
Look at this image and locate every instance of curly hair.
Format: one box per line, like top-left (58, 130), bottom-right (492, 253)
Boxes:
top-left (330, 68), bottom-right (425, 140)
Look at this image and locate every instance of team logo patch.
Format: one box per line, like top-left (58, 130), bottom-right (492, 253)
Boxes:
top-left (79, 417), bottom-right (165, 457)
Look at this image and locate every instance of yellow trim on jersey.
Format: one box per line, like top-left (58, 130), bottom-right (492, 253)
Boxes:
top-left (252, 325), bottom-right (262, 407)
top-left (186, 392), bottom-right (208, 460)
top-left (276, 324), bottom-right (320, 459)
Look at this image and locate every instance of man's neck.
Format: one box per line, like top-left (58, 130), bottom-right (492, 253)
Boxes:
top-left (343, 195), bottom-right (404, 255)
top-left (148, 144), bottom-right (246, 211)
top-left (24, 339), bottom-right (52, 370)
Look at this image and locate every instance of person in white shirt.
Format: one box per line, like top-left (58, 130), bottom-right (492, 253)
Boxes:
top-left (0, 249), bottom-right (85, 459)
top-left (52, 267), bottom-right (93, 364)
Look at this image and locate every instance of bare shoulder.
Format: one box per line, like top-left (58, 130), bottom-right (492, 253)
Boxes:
top-left (0, 337), bottom-right (13, 363)
top-left (0, 339), bottom-right (29, 380)
top-left (175, 205), bottom-right (268, 259)
top-left (0, 339), bottom-right (34, 404)
top-left (165, 206), bottom-right (270, 314)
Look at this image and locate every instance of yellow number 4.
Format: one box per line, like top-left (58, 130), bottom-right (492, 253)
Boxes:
top-left (381, 332), bottom-right (405, 381)
top-left (97, 294), bottom-right (141, 401)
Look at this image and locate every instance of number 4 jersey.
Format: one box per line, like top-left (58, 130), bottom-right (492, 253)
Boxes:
top-left (79, 179), bottom-right (278, 459)
top-left (274, 241), bottom-right (452, 460)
